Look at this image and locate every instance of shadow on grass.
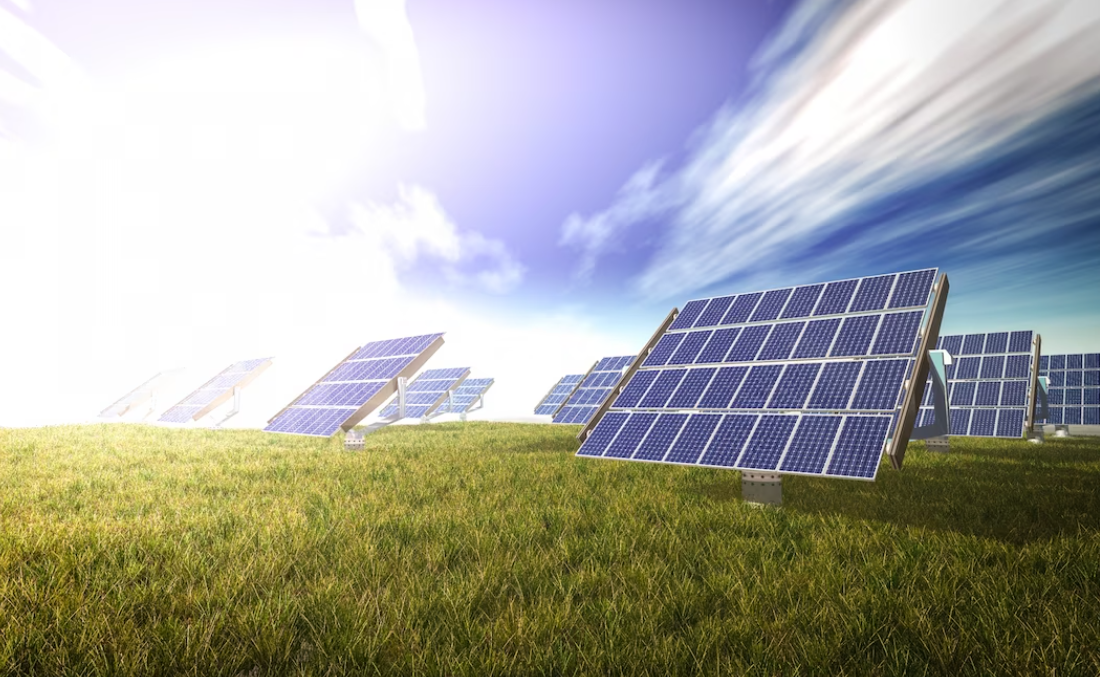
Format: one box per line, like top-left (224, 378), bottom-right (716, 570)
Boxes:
top-left (785, 437), bottom-right (1100, 545)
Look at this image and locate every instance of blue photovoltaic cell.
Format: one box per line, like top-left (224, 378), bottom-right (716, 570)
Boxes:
top-left (1065, 389), bottom-right (1082, 405)
top-left (1004, 355), bottom-right (1031, 379)
top-left (950, 409), bottom-right (971, 435)
top-left (970, 409), bottom-right (997, 436)
top-left (1050, 355), bottom-right (1066, 370)
top-left (779, 416), bottom-right (842, 474)
top-left (325, 357), bottom-right (416, 383)
top-left (888, 269), bottom-right (936, 309)
top-left (1067, 354), bottom-right (1083, 370)
top-left (159, 406), bottom-right (201, 423)
top-left (961, 334), bottom-right (986, 355)
top-left (984, 332), bottom-right (1009, 354)
top-left (581, 372), bottom-right (618, 388)
top-left (721, 293), bottom-right (763, 325)
top-left (577, 412), bottom-right (630, 456)
top-left (1048, 389), bottom-right (1063, 405)
top-left (698, 366), bottom-right (750, 409)
top-left (814, 279), bottom-right (858, 316)
top-left (807, 362), bottom-right (861, 410)
top-left (604, 413), bottom-right (659, 458)
top-left (664, 414), bottom-right (723, 464)
top-left (871, 312), bottom-right (923, 355)
top-left (938, 335), bottom-right (963, 357)
top-left (793, 319), bottom-right (841, 359)
top-left (350, 334), bottom-right (441, 361)
top-left (1047, 408), bottom-right (1063, 424)
top-left (767, 363), bottom-right (822, 410)
top-left (1039, 355), bottom-right (1050, 371)
top-left (1048, 372), bottom-right (1065, 387)
top-left (1088, 354), bottom-right (1100, 369)
top-left (667, 368), bottom-right (716, 409)
top-left (974, 381), bottom-right (1001, 406)
top-left (781, 284), bottom-right (824, 319)
top-left (850, 359), bottom-right (908, 411)
top-left (1085, 388), bottom-right (1100, 405)
top-left (697, 414), bottom-right (757, 467)
top-left (996, 409), bottom-right (1024, 437)
top-left (407, 379), bottom-right (452, 393)
top-left (299, 382), bottom-right (383, 407)
top-left (639, 370), bottom-right (687, 408)
top-left (825, 416), bottom-right (891, 478)
top-left (1000, 381), bottom-right (1027, 406)
top-left (266, 407), bottom-right (357, 437)
top-left (644, 334), bottom-right (686, 367)
top-left (693, 296), bottom-right (736, 328)
top-left (1086, 372), bottom-right (1100, 386)
top-left (633, 414), bottom-right (690, 461)
top-left (849, 275), bottom-right (894, 312)
top-left (695, 328), bottom-right (740, 364)
top-left (954, 357), bottom-right (981, 380)
top-left (1065, 371), bottom-right (1083, 387)
top-left (669, 300), bottom-right (708, 330)
top-left (756, 322), bottom-right (805, 361)
top-left (730, 365), bottom-right (783, 409)
top-left (668, 331), bottom-right (713, 365)
top-left (725, 325), bottom-right (772, 362)
top-left (1085, 407), bottom-right (1100, 425)
top-left (613, 370), bottom-right (660, 408)
top-left (736, 415), bottom-right (798, 470)
top-left (980, 356), bottom-right (1005, 379)
top-left (1064, 407), bottom-right (1082, 425)
top-left (830, 315), bottom-right (880, 357)
top-left (749, 289), bottom-right (793, 322)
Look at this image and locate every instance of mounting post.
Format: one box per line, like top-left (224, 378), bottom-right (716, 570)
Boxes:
top-left (911, 349), bottom-right (952, 451)
top-left (209, 387), bottom-right (242, 429)
top-left (742, 471), bottom-right (782, 506)
top-left (344, 429), bottom-right (365, 450)
top-left (397, 377), bottom-right (408, 420)
top-left (1028, 376), bottom-right (1048, 443)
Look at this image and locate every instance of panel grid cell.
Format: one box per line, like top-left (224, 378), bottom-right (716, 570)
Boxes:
top-left (160, 357), bottom-right (271, 424)
top-left (936, 330), bottom-right (1036, 436)
top-left (553, 356), bottom-right (636, 425)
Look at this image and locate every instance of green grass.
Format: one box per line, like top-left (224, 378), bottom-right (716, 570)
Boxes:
top-left (1, 422), bottom-right (1099, 676)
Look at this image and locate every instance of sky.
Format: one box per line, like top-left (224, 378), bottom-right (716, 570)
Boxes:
top-left (2, 0), bottom-right (1099, 429)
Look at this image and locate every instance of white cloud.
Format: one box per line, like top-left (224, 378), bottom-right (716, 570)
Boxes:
top-left (354, 0), bottom-right (427, 131)
top-left (561, 0), bottom-right (1100, 299)
top-left (349, 184), bottom-right (525, 294)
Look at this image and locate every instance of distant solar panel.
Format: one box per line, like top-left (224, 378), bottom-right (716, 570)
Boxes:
top-left (99, 371), bottom-right (177, 418)
top-left (1039, 353), bottom-right (1100, 427)
top-left (379, 367), bottom-right (469, 419)
top-left (438, 378), bottom-right (494, 414)
top-left (264, 333), bottom-right (443, 436)
top-left (553, 356), bottom-right (636, 425)
top-left (920, 331), bottom-right (1039, 438)
top-left (534, 374), bottom-right (585, 416)
top-left (577, 269), bottom-right (945, 481)
top-left (158, 358), bottom-right (272, 423)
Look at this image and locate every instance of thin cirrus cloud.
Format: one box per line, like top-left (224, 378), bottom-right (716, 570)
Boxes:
top-left (560, 0), bottom-right (1100, 301)
top-left (354, 0), bottom-right (427, 131)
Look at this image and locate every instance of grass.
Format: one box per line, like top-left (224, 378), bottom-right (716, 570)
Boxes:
top-left (1, 421), bottom-right (1099, 676)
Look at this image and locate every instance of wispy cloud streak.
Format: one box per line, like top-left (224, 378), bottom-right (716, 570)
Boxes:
top-left (561, 0), bottom-right (1100, 299)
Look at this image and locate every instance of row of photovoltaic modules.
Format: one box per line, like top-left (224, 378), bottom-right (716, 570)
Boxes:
top-left (1039, 354), bottom-right (1100, 426)
top-left (264, 333), bottom-right (442, 436)
top-left (577, 269), bottom-right (940, 480)
top-left (916, 332), bottom-right (1035, 437)
top-left (159, 358), bottom-right (271, 423)
top-left (553, 356), bottom-right (635, 425)
top-left (379, 367), bottom-right (468, 419)
top-left (534, 374), bottom-right (584, 415)
top-left (439, 378), bottom-right (494, 414)
top-left (100, 372), bottom-right (165, 417)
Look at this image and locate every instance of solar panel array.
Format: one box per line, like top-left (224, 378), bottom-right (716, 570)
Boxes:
top-left (1039, 353), bottom-right (1100, 426)
top-left (553, 356), bottom-right (635, 425)
top-left (99, 372), bottom-right (167, 418)
top-left (158, 358), bottom-right (271, 423)
top-left (264, 333), bottom-right (443, 436)
top-left (379, 367), bottom-right (469, 419)
top-left (916, 331), bottom-right (1036, 437)
top-left (438, 377), bottom-right (494, 414)
top-left (534, 374), bottom-right (585, 416)
top-left (577, 269), bottom-right (940, 480)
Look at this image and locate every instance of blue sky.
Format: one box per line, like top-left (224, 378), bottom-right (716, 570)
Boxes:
top-left (1, 0), bottom-right (1098, 427)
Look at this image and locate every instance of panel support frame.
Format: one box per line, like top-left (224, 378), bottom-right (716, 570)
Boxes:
top-left (911, 349), bottom-right (951, 445)
top-left (742, 471), bottom-right (782, 506)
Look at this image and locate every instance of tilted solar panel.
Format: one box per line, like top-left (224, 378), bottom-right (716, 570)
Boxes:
top-left (99, 372), bottom-right (171, 418)
top-left (534, 374), bottom-right (585, 416)
top-left (158, 358), bottom-right (272, 423)
top-left (919, 331), bottom-right (1039, 438)
top-left (264, 333), bottom-right (444, 436)
top-left (438, 378), bottom-right (495, 414)
top-left (553, 356), bottom-right (637, 425)
top-left (379, 367), bottom-right (469, 419)
top-left (1038, 353), bottom-right (1100, 426)
top-left (577, 269), bottom-right (945, 481)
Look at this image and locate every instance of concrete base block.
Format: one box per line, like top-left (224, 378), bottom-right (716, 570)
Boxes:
top-left (742, 472), bottom-right (782, 506)
top-left (926, 435), bottom-right (950, 453)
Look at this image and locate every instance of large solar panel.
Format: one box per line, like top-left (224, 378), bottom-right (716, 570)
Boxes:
top-left (438, 378), bottom-right (494, 414)
top-left (378, 367), bottom-right (469, 419)
top-left (534, 374), bottom-right (585, 416)
top-left (918, 331), bottom-right (1039, 438)
top-left (1038, 353), bottom-right (1100, 426)
top-left (158, 358), bottom-right (272, 423)
top-left (553, 356), bottom-right (636, 425)
top-left (577, 269), bottom-right (945, 481)
top-left (264, 333), bottom-right (444, 436)
top-left (99, 371), bottom-right (176, 418)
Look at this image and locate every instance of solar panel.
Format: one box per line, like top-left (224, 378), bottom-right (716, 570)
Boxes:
top-left (534, 374), bottom-right (585, 416)
top-left (553, 356), bottom-right (636, 426)
top-left (578, 269), bottom-right (945, 481)
top-left (158, 358), bottom-right (272, 423)
top-left (1038, 353), bottom-right (1100, 428)
top-left (99, 372), bottom-right (175, 418)
top-left (920, 330), bottom-right (1039, 438)
top-left (379, 367), bottom-right (470, 419)
top-left (436, 377), bottom-right (494, 414)
top-left (264, 333), bottom-right (444, 436)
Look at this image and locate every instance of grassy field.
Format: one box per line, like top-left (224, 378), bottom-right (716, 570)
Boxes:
top-left (1, 422), bottom-right (1099, 676)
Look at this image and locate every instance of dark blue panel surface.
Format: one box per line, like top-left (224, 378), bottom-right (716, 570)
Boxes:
top-left (1064, 389), bottom-right (1082, 405)
top-left (725, 325), bottom-right (772, 362)
top-left (1000, 381), bottom-right (1027, 406)
top-left (849, 275), bottom-right (894, 312)
top-left (1067, 354), bottom-right (1084, 370)
top-left (984, 332), bottom-right (1009, 354)
top-left (730, 365), bottom-right (783, 409)
top-left (265, 407), bottom-right (357, 436)
top-left (697, 414), bottom-right (757, 467)
top-left (825, 416), bottom-right (890, 478)
top-left (1048, 372), bottom-right (1065, 387)
top-left (664, 414), bottom-right (723, 464)
top-left (1050, 355), bottom-right (1066, 370)
top-left (888, 269), bottom-right (936, 309)
top-left (749, 289), bottom-right (793, 322)
top-left (830, 315), bottom-right (880, 357)
top-left (1048, 388), bottom-right (1063, 405)
top-left (961, 334), bottom-right (986, 355)
top-left (667, 331), bottom-right (712, 365)
top-left (1064, 407), bottom-right (1082, 425)
top-left (644, 333), bottom-right (686, 367)
top-left (577, 412), bottom-right (630, 456)
top-left (736, 415), bottom-right (798, 470)
top-left (721, 293), bottom-right (763, 325)
top-left (667, 368), bottom-right (716, 408)
top-left (639, 369), bottom-right (688, 408)
top-left (814, 279), bottom-right (858, 316)
top-left (1065, 371), bottom-right (1083, 387)
top-left (612, 370), bottom-right (659, 408)
top-left (1085, 388), bottom-right (1100, 405)
top-left (1046, 407), bottom-right (1063, 424)
top-left (938, 335), bottom-right (963, 357)
top-left (605, 413), bottom-right (659, 458)
top-left (767, 363), bottom-right (822, 409)
top-left (793, 318), bottom-right (841, 359)
top-left (633, 414), bottom-right (690, 461)
top-left (1085, 371), bottom-right (1100, 386)
top-left (974, 381), bottom-right (1001, 406)
top-left (697, 366), bottom-right (750, 409)
top-left (756, 322), bottom-right (804, 361)
top-left (669, 300), bottom-right (708, 330)
top-left (970, 409), bottom-right (997, 436)
top-left (1085, 407), bottom-right (1100, 425)
top-left (871, 312), bottom-right (923, 355)
top-left (950, 408), bottom-right (971, 435)
top-left (298, 382), bottom-right (384, 407)
top-left (779, 416), bottom-right (843, 474)
top-left (1088, 354), bottom-right (1100, 369)
top-left (979, 356), bottom-right (1005, 379)
top-left (781, 284), bottom-right (824, 319)
top-left (695, 328), bottom-right (740, 364)
top-left (996, 409), bottom-right (1024, 437)
top-left (693, 296), bottom-right (736, 328)
top-left (954, 357), bottom-right (981, 380)
top-left (1004, 355), bottom-right (1032, 379)
top-left (807, 362), bottom-right (862, 410)
top-left (850, 359), bottom-right (908, 411)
